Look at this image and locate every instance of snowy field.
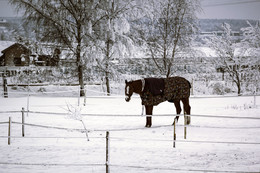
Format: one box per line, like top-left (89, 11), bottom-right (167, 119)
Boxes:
top-left (0, 93), bottom-right (260, 173)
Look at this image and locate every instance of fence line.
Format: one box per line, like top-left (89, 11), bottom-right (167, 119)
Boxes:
top-left (0, 111), bottom-right (21, 114)
top-left (110, 136), bottom-right (260, 145)
top-left (4, 120), bottom-right (260, 133)
top-left (173, 139), bottom-right (260, 145)
top-left (12, 121), bottom-right (173, 132)
top-left (2, 116), bottom-right (260, 173)
top-left (79, 113), bottom-right (260, 120)
top-left (0, 161), bottom-right (257, 173)
top-left (5, 90), bottom-right (80, 95)
top-left (110, 164), bottom-right (259, 173)
top-left (0, 162), bottom-right (105, 167)
top-left (1, 135), bottom-right (260, 146)
top-left (2, 91), bottom-right (260, 99)
top-left (1, 110), bottom-right (260, 131)
top-left (12, 121), bottom-right (86, 133)
top-left (25, 111), bottom-right (260, 120)
top-left (1, 108), bottom-right (260, 133)
top-left (190, 94), bottom-right (260, 99)
top-left (0, 122), bottom-right (8, 125)
top-left (0, 136), bottom-right (103, 139)
top-left (2, 83), bottom-right (260, 98)
top-left (2, 121), bottom-right (260, 145)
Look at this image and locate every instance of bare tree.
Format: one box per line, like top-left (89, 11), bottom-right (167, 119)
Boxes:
top-left (136, 0), bottom-right (200, 77)
top-left (241, 21), bottom-right (260, 93)
top-left (10, 0), bottom-right (105, 96)
top-left (93, 0), bottom-right (134, 95)
top-left (206, 23), bottom-right (259, 95)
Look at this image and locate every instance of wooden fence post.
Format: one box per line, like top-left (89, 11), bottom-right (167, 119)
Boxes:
top-left (22, 107), bottom-right (25, 137)
top-left (106, 131), bottom-right (110, 173)
top-left (184, 113), bottom-right (187, 139)
top-left (3, 75), bottom-right (8, 98)
top-left (173, 119), bottom-right (176, 148)
top-left (8, 117), bottom-right (11, 145)
top-left (27, 86), bottom-right (30, 117)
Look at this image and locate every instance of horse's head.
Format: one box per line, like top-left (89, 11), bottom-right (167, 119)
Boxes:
top-left (125, 80), bottom-right (134, 102)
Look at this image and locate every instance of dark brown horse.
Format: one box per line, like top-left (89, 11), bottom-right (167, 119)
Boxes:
top-left (125, 76), bottom-right (191, 127)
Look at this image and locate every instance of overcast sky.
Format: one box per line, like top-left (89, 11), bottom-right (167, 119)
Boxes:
top-left (0, 0), bottom-right (260, 20)
top-left (199, 0), bottom-right (260, 20)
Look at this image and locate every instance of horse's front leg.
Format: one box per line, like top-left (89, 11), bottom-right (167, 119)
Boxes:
top-left (145, 105), bottom-right (153, 127)
top-left (173, 100), bottom-right (181, 125)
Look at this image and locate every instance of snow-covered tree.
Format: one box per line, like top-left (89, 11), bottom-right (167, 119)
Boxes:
top-left (135, 0), bottom-right (200, 77)
top-left (206, 23), bottom-right (258, 95)
top-left (10, 0), bottom-right (105, 96)
top-left (92, 0), bottom-right (134, 95)
top-left (241, 21), bottom-right (260, 93)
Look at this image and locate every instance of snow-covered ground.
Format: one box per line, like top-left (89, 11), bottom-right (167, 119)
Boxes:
top-left (0, 93), bottom-right (260, 173)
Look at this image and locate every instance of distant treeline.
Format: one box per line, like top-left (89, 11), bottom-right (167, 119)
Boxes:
top-left (0, 17), bottom-right (258, 41)
top-left (198, 19), bottom-right (258, 32)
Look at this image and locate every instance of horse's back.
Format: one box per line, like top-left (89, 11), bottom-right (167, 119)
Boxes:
top-left (164, 77), bottom-right (191, 100)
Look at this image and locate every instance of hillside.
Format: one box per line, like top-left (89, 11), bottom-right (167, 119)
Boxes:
top-left (198, 19), bottom-right (257, 32)
top-left (0, 17), bottom-right (258, 42)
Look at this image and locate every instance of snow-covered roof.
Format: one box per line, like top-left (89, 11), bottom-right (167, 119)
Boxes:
top-left (194, 47), bottom-right (217, 57)
top-left (194, 47), bottom-right (258, 57)
top-left (0, 41), bottom-right (15, 56)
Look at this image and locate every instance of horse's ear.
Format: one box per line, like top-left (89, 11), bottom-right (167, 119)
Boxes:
top-left (125, 80), bottom-right (128, 84)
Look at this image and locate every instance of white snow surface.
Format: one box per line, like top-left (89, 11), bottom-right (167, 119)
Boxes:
top-left (0, 93), bottom-right (260, 173)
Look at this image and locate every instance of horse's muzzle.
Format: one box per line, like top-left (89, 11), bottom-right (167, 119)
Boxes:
top-left (125, 96), bottom-right (131, 102)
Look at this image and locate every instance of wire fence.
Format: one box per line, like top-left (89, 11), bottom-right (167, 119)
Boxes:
top-left (0, 161), bottom-right (258, 173)
top-left (0, 111), bottom-right (260, 143)
top-left (1, 91), bottom-right (260, 172)
top-left (2, 109), bottom-right (260, 119)
top-left (1, 83), bottom-right (260, 97)
top-left (1, 110), bottom-right (260, 173)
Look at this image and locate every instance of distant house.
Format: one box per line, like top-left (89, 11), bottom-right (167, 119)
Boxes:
top-left (0, 43), bottom-right (60, 67)
top-left (0, 43), bottom-right (31, 66)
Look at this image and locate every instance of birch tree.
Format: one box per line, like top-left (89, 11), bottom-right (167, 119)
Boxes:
top-left (135, 0), bottom-right (200, 77)
top-left (10, 0), bottom-right (103, 96)
top-left (206, 23), bottom-right (257, 95)
top-left (93, 0), bottom-right (133, 95)
top-left (241, 21), bottom-right (260, 93)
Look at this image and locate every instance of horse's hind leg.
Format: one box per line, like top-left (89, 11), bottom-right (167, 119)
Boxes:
top-left (145, 105), bottom-right (153, 128)
top-left (182, 98), bottom-right (191, 125)
top-left (173, 99), bottom-right (181, 124)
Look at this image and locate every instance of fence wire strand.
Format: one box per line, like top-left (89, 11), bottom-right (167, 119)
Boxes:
top-left (2, 121), bottom-right (260, 145)
top-left (110, 164), bottom-right (259, 173)
top-left (0, 162), bottom-right (105, 167)
top-left (2, 109), bottom-right (259, 120)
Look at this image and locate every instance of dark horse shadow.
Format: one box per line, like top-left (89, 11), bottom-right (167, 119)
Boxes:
top-left (125, 76), bottom-right (191, 127)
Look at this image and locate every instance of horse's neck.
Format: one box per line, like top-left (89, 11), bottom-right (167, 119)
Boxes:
top-left (133, 80), bottom-right (143, 94)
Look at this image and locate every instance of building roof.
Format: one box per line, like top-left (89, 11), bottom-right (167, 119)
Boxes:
top-left (1, 43), bottom-right (30, 54)
top-left (0, 41), bottom-right (14, 55)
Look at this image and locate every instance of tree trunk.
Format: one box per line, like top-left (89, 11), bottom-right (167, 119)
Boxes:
top-left (78, 64), bottom-right (85, 97)
top-left (234, 71), bottom-right (241, 95)
top-left (105, 73), bottom-right (110, 96)
top-left (76, 44), bottom-right (84, 97)
top-left (76, 21), bottom-right (85, 97)
top-left (105, 39), bottom-right (111, 96)
top-left (236, 80), bottom-right (241, 95)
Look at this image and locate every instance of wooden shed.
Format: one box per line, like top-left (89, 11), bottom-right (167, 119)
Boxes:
top-left (0, 43), bottom-right (31, 66)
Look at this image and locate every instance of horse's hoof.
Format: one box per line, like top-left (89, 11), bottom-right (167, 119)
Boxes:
top-left (172, 118), bottom-right (178, 125)
top-left (145, 125), bottom-right (151, 128)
